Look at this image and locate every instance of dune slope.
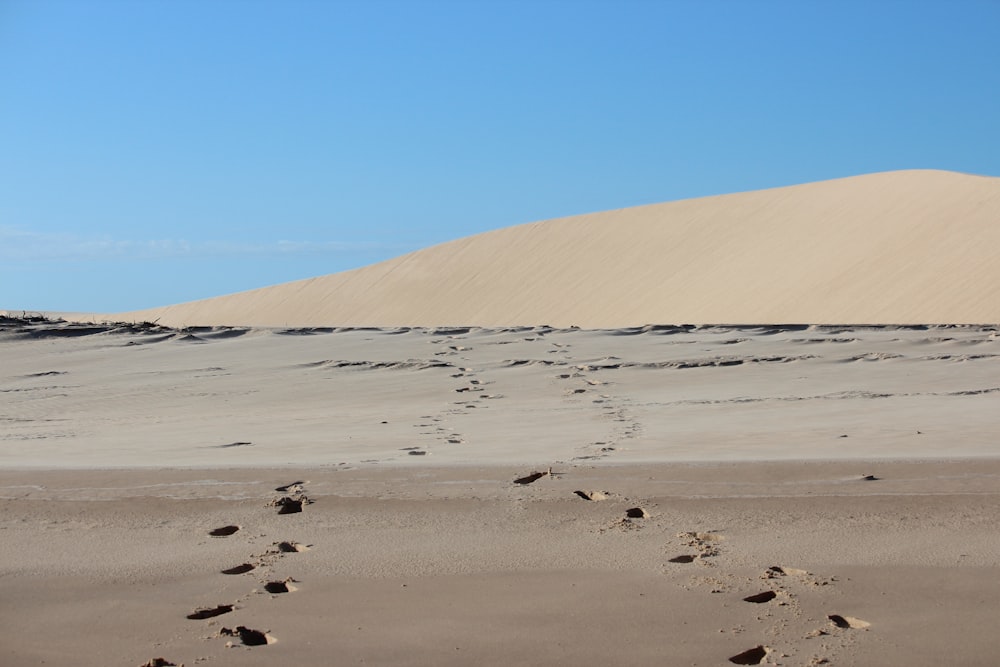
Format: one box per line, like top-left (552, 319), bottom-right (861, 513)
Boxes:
top-left (113, 170), bottom-right (1000, 327)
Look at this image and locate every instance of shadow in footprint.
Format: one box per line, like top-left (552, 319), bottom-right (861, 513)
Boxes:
top-left (729, 645), bottom-right (769, 665)
top-left (187, 604), bottom-right (233, 620)
top-left (743, 591), bottom-right (777, 604)
top-left (669, 555), bottom-right (696, 563)
top-left (221, 626), bottom-right (274, 646)
top-left (274, 497), bottom-right (303, 514)
top-left (264, 581), bottom-right (291, 594)
top-left (829, 614), bottom-right (871, 629)
top-left (209, 525), bottom-right (240, 537)
top-left (625, 507), bottom-right (648, 519)
top-left (221, 563), bottom-right (255, 575)
top-left (275, 481), bottom-right (305, 492)
top-left (514, 472), bottom-right (547, 485)
top-left (276, 541), bottom-right (309, 553)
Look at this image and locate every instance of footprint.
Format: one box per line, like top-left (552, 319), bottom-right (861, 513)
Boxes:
top-left (513, 471), bottom-right (547, 485)
top-left (275, 481), bottom-right (306, 492)
top-left (220, 626), bottom-right (275, 646)
top-left (574, 490), bottom-right (609, 501)
top-left (729, 645), bottom-right (770, 664)
top-left (624, 507), bottom-right (648, 519)
top-left (743, 591), bottom-right (777, 604)
top-left (270, 497), bottom-right (307, 514)
top-left (828, 614), bottom-right (871, 629)
top-left (186, 604), bottom-right (234, 620)
top-left (221, 563), bottom-right (256, 575)
top-left (138, 659), bottom-right (177, 667)
top-left (275, 541), bottom-right (309, 553)
top-left (668, 555), bottom-right (696, 563)
top-left (209, 525), bottom-right (240, 537)
top-left (264, 579), bottom-right (296, 594)
top-left (277, 498), bottom-right (303, 513)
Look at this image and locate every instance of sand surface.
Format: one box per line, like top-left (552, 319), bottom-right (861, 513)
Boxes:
top-left (2, 320), bottom-right (998, 468)
top-left (2, 317), bottom-right (999, 665)
top-left (99, 169), bottom-right (1000, 328)
top-left (3, 462), bottom-right (1000, 667)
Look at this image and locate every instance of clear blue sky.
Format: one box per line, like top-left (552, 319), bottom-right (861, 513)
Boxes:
top-left (2, 0), bottom-right (998, 312)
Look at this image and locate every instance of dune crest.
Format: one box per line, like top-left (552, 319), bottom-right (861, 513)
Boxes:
top-left (113, 170), bottom-right (1000, 327)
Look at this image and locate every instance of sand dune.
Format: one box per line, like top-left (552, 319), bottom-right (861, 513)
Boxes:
top-left (108, 169), bottom-right (1000, 328)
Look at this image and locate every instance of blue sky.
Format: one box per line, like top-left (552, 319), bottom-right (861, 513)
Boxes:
top-left (2, 0), bottom-right (998, 312)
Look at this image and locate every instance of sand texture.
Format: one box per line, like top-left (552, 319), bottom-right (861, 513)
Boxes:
top-left (100, 169), bottom-right (1000, 328)
top-left (3, 463), bottom-right (1000, 667)
top-left (2, 319), bottom-right (998, 468)
top-left (2, 316), bottom-right (1000, 665)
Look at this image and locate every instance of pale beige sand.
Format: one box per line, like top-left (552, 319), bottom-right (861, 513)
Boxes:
top-left (2, 321), bottom-right (998, 468)
top-left (96, 169), bottom-right (1000, 328)
top-left (2, 319), bottom-right (999, 665)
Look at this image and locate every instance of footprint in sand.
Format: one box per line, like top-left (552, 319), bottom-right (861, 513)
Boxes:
top-left (274, 481), bottom-right (306, 493)
top-left (828, 614), bottom-right (871, 629)
top-left (270, 495), bottom-right (312, 514)
top-left (729, 645), bottom-right (770, 665)
top-left (263, 578), bottom-right (297, 594)
top-left (221, 563), bottom-right (256, 575)
top-left (274, 540), bottom-right (310, 553)
top-left (764, 565), bottom-right (809, 578)
top-left (573, 490), bottom-right (610, 501)
top-left (742, 591), bottom-right (778, 604)
top-left (513, 471), bottom-right (549, 485)
top-left (186, 604), bottom-right (234, 620)
top-left (220, 626), bottom-right (275, 646)
top-left (209, 525), bottom-right (240, 537)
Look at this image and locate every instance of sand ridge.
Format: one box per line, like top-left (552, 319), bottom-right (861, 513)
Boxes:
top-left (95, 169), bottom-right (1000, 328)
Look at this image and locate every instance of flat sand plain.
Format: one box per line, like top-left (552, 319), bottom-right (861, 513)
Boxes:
top-left (2, 318), bottom-right (999, 666)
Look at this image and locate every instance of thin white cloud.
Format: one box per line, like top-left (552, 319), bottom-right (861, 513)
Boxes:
top-left (0, 226), bottom-right (395, 261)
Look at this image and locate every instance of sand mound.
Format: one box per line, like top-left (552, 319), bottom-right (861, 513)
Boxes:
top-left (109, 170), bottom-right (1000, 327)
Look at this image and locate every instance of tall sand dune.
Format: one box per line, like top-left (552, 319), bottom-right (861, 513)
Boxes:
top-left (113, 169), bottom-right (1000, 327)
